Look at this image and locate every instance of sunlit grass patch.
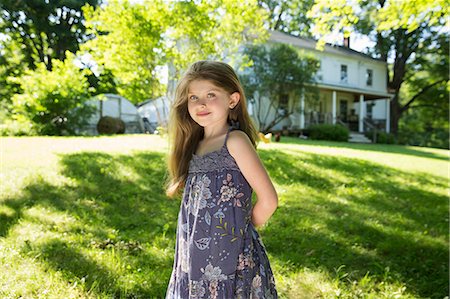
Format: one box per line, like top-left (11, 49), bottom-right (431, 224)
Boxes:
top-left (1, 135), bottom-right (448, 298)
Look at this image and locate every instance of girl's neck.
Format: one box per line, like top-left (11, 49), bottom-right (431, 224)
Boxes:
top-left (203, 123), bottom-right (229, 140)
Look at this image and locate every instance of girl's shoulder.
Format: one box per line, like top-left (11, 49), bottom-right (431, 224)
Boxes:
top-left (226, 130), bottom-right (255, 156)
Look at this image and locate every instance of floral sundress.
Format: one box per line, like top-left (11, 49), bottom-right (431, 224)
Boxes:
top-left (165, 127), bottom-right (278, 299)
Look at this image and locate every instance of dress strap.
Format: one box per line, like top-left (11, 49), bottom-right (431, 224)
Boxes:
top-left (223, 120), bottom-right (240, 146)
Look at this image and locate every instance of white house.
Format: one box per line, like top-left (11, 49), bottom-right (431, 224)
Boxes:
top-left (264, 31), bottom-right (392, 134)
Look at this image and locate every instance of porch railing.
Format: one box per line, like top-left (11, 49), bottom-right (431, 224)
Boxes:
top-left (363, 117), bottom-right (377, 143)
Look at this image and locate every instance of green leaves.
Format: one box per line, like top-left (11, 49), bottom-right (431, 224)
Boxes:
top-left (10, 52), bottom-right (95, 135)
top-left (240, 43), bottom-right (319, 131)
top-left (82, 0), bottom-right (169, 103)
top-left (81, 0), bottom-right (268, 103)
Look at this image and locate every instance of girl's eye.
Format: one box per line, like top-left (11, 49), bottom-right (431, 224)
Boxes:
top-left (189, 95), bottom-right (199, 102)
top-left (207, 93), bottom-right (216, 99)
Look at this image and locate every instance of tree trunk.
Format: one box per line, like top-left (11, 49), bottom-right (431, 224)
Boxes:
top-left (390, 92), bottom-right (401, 138)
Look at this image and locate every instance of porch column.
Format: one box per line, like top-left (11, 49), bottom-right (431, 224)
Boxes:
top-left (332, 90), bottom-right (337, 124)
top-left (299, 91), bottom-right (305, 129)
top-left (385, 98), bottom-right (390, 133)
top-left (359, 94), bottom-right (364, 132)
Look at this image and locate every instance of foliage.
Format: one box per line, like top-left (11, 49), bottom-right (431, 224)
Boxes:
top-left (97, 116), bottom-right (125, 135)
top-left (82, 0), bottom-right (168, 103)
top-left (307, 124), bottom-right (349, 142)
top-left (0, 0), bottom-right (99, 71)
top-left (364, 130), bottom-right (396, 145)
top-left (398, 112), bottom-right (449, 149)
top-left (396, 34), bottom-right (449, 149)
top-left (9, 52), bottom-right (96, 136)
top-left (308, 0), bottom-right (447, 49)
top-left (1, 135), bottom-right (447, 297)
top-left (82, 0), bottom-right (268, 103)
top-left (257, 0), bottom-right (314, 37)
top-left (0, 36), bottom-right (24, 113)
top-left (374, 0), bottom-right (449, 32)
top-left (0, 117), bottom-right (35, 136)
top-left (241, 43), bottom-right (319, 132)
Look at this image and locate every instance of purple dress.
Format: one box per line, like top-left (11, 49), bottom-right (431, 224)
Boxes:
top-left (166, 127), bottom-right (278, 299)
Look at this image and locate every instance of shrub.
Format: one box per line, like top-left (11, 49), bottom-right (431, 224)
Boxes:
top-left (10, 52), bottom-right (95, 135)
top-left (365, 130), bottom-right (396, 144)
top-left (308, 124), bottom-right (349, 142)
top-left (97, 116), bottom-right (125, 134)
top-left (0, 116), bottom-right (37, 136)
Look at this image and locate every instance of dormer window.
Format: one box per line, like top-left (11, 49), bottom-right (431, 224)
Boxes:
top-left (366, 69), bottom-right (373, 86)
top-left (340, 64), bottom-right (348, 83)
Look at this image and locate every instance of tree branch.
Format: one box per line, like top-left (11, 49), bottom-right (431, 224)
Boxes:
top-left (408, 104), bottom-right (441, 109)
top-left (400, 79), bottom-right (447, 113)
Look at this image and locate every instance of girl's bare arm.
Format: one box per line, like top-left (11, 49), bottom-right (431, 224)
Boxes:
top-left (227, 130), bottom-right (278, 228)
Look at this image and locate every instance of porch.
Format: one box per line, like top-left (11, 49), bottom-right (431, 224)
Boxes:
top-left (288, 87), bottom-right (393, 134)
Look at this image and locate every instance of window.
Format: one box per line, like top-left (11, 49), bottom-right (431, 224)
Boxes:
top-left (279, 94), bottom-right (289, 115)
top-left (366, 69), bottom-right (373, 86)
top-left (316, 61), bottom-right (323, 81)
top-left (340, 64), bottom-right (348, 83)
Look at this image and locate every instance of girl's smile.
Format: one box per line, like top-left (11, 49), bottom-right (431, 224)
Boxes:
top-left (196, 111), bottom-right (211, 117)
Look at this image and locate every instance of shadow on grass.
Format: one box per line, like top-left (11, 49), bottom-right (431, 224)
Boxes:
top-left (1, 151), bottom-right (179, 297)
top-left (278, 137), bottom-right (448, 161)
top-left (259, 149), bottom-right (448, 298)
top-left (2, 148), bottom-right (448, 298)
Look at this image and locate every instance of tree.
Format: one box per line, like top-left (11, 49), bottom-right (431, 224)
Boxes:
top-left (307, 0), bottom-right (448, 139)
top-left (240, 43), bottom-right (319, 132)
top-left (82, 0), bottom-right (168, 103)
top-left (0, 0), bottom-right (99, 71)
top-left (257, 0), bottom-right (314, 37)
top-left (398, 33), bottom-right (449, 148)
top-left (0, 36), bottom-right (24, 112)
top-left (81, 0), bottom-right (268, 104)
top-left (9, 52), bottom-right (95, 135)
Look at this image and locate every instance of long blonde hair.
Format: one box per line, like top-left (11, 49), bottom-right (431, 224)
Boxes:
top-left (166, 60), bottom-right (257, 197)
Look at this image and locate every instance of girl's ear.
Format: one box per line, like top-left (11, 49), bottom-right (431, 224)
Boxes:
top-left (229, 92), bottom-right (240, 109)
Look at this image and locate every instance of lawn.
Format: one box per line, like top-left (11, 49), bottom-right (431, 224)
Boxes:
top-left (1, 135), bottom-right (448, 298)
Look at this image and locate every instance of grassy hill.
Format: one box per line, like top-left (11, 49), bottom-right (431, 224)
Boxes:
top-left (1, 135), bottom-right (448, 298)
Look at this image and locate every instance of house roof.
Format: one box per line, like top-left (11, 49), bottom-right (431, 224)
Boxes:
top-left (269, 31), bottom-right (386, 64)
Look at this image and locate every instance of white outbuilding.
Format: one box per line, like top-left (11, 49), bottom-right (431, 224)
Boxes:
top-left (136, 96), bottom-right (171, 133)
top-left (78, 93), bottom-right (144, 135)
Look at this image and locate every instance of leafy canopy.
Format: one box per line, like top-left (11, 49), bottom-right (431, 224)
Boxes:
top-left (82, 0), bottom-right (268, 104)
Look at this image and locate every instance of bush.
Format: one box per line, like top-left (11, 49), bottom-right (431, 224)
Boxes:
top-left (308, 124), bottom-right (349, 142)
top-left (97, 116), bottom-right (125, 134)
top-left (365, 130), bottom-right (396, 144)
top-left (10, 52), bottom-right (95, 135)
top-left (0, 117), bottom-right (37, 136)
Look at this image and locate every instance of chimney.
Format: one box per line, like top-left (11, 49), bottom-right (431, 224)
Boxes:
top-left (343, 36), bottom-right (350, 48)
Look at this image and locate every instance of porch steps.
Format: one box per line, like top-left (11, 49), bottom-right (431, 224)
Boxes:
top-left (348, 132), bottom-right (372, 143)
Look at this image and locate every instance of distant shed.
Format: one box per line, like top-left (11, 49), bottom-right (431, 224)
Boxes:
top-left (78, 93), bottom-right (144, 135)
top-left (136, 96), bottom-right (171, 133)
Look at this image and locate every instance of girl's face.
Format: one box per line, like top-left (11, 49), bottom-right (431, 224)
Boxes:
top-left (187, 79), bottom-right (239, 129)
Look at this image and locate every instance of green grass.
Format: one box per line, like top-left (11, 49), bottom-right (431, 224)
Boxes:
top-left (1, 135), bottom-right (448, 298)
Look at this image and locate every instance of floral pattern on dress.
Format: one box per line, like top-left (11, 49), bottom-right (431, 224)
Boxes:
top-left (188, 174), bottom-right (211, 216)
top-left (218, 173), bottom-right (245, 207)
top-left (189, 280), bottom-right (206, 298)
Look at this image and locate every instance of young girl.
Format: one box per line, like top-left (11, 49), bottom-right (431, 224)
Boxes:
top-left (165, 61), bottom-right (278, 299)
